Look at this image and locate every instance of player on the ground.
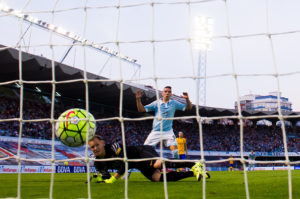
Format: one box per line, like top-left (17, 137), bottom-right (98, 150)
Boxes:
top-left (136, 86), bottom-right (192, 159)
top-left (88, 135), bottom-right (206, 183)
top-left (176, 131), bottom-right (188, 160)
top-left (228, 155), bottom-right (234, 172)
top-left (248, 150), bottom-right (256, 171)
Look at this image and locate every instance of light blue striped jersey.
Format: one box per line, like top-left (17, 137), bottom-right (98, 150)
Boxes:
top-left (145, 99), bottom-right (186, 132)
top-left (249, 153), bottom-right (255, 160)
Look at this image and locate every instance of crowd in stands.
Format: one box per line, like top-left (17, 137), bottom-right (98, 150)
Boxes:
top-left (172, 122), bottom-right (299, 152)
top-left (0, 95), bottom-right (299, 153)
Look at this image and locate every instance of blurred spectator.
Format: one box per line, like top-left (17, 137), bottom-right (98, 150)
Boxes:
top-left (0, 96), bottom-right (299, 152)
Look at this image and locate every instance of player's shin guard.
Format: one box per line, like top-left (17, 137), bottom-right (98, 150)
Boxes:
top-left (165, 161), bottom-right (195, 169)
top-left (160, 171), bottom-right (194, 182)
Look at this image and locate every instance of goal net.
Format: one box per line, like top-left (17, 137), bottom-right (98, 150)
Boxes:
top-left (0, 0), bottom-right (299, 198)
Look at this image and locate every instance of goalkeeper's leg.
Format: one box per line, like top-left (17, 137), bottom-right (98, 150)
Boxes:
top-left (164, 161), bottom-right (195, 169)
top-left (146, 168), bottom-right (195, 182)
top-left (160, 171), bottom-right (194, 181)
top-left (154, 160), bottom-right (209, 181)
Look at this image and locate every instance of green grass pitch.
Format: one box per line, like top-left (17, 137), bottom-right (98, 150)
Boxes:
top-left (0, 170), bottom-right (299, 199)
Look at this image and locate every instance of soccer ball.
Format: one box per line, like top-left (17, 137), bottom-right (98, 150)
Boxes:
top-left (55, 108), bottom-right (96, 147)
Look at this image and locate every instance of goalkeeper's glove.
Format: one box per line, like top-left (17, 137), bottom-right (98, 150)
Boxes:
top-left (90, 174), bottom-right (103, 183)
top-left (104, 176), bottom-right (117, 184)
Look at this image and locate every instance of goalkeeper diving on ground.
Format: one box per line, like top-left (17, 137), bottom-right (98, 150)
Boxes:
top-left (88, 135), bottom-right (210, 183)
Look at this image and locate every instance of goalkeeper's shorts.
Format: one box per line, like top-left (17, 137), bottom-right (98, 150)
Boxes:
top-left (129, 145), bottom-right (159, 181)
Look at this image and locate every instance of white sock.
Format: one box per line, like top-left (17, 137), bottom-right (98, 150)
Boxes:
top-left (172, 149), bottom-right (179, 159)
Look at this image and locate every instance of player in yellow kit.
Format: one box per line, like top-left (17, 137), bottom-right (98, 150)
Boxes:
top-left (228, 155), bottom-right (234, 172)
top-left (176, 131), bottom-right (188, 160)
top-left (175, 132), bottom-right (210, 178)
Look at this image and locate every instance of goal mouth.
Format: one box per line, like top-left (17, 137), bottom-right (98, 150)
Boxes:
top-left (0, 1), bottom-right (299, 199)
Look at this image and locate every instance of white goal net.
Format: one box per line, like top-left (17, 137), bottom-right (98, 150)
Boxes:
top-left (0, 0), bottom-right (299, 199)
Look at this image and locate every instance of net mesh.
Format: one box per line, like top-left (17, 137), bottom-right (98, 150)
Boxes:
top-left (0, 0), bottom-right (299, 198)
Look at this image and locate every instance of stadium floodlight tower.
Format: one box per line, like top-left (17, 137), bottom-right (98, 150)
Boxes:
top-left (193, 16), bottom-right (213, 106)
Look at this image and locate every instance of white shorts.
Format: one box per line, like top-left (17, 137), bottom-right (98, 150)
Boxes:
top-left (144, 130), bottom-right (177, 147)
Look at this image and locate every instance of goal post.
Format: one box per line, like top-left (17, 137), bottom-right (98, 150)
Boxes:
top-left (0, 1), bottom-right (299, 199)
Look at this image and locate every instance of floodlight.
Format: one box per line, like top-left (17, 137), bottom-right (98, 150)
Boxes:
top-left (0, 4), bottom-right (140, 66)
top-left (55, 92), bottom-right (61, 97)
top-left (193, 16), bottom-right (214, 106)
top-left (11, 10), bottom-right (23, 18)
top-left (47, 24), bottom-right (55, 30)
top-left (35, 87), bottom-right (42, 92)
top-left (56, 27), bottom-right (67, 35)
top-left (193, 16), bottom-right (214, 51)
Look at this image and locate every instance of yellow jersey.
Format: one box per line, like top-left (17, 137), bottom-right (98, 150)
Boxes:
top-left (229, 157), bottom-right (234, 164)
top-left (176, 138), bottom-right (186, 155)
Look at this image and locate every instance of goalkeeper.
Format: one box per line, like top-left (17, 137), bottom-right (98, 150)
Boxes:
top-left (88, 135), bottom-right (206, 183)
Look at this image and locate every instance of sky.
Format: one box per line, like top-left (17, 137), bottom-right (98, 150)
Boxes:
top-left (1, 0), bottom-right (300, 111)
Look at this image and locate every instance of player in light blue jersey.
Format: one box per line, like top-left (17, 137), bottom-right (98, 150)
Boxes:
top-left (136, 86), bottom-right (192, 158)
top-left (248, 150), bottom-right (256, 171)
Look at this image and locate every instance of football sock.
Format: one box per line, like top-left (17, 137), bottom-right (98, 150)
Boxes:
top-left (160, 171), bottom-right (194, 181)
top-left (171, 149), bottom-right (179, 159)
top-left (165, 161), bottom-right (194, 168)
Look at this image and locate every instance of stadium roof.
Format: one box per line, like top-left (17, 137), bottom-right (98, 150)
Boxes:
top-left (0, 45), bottom-right (299, 122)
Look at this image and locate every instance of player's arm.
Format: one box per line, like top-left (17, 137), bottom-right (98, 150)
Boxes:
top-left (90, 170), bottom-right (110, 183)
top-left (91, 162), bottom-right (111, 183)
top-left (104, 161), bottom-right (126, 184)
top-left (104, 144), bottom-right (126, 183)
top-left (181, 92), bottom-right (192, 111)
top-left (103, 173), bottom-right (121, 184)
top-left (114, 173), bottom-right (122, 179)
top-left (89, 173), bottom-right (103, 183)
top-left (136, 90), bottom-right (146, 112)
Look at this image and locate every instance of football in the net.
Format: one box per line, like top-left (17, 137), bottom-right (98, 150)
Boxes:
top-left (55, 108), bottom-right (96, 147)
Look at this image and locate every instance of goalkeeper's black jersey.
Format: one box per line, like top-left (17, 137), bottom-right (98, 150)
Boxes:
top-left (94, 143), bottom-right (158, 177)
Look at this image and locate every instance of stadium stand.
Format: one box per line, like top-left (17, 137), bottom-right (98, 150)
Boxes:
top-left (0, 46), bottom-right (299, 169)
top-left (0, 93), bottom-right (298, 155)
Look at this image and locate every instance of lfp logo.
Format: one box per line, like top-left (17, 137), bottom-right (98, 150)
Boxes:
top-left (66, 110), bottom-right (77, 127)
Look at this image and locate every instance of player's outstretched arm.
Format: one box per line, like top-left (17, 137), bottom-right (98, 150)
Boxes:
top-left (104, 173), bottom-right (121, 184)
top-left (104, 159), bottom-right (126, 184)
top-left (88, 170), bottom-right (110, 183)
top-left (181, 92), bottom-right (192, 111)
top-left (89, 174), bottom-right (103, 183)
top-left (136, 90), bottom-right (146, 112)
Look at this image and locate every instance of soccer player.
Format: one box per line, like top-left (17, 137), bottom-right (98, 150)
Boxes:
top-left (136, 86), bottom-right (192, 159)
top-left (248, 150), bottom-right (256, 171)
top-left (228, 155), bottom-right (234, 172)
top-left (88, 135), bottom-right (205, 183)
top-left (176, 131), bottom-right (188, 160)
top-left (176, 131), bottom-right (188, 172)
